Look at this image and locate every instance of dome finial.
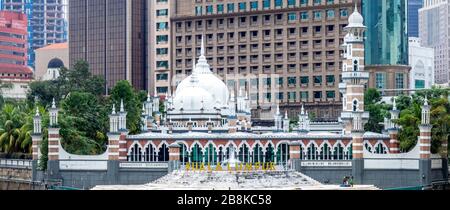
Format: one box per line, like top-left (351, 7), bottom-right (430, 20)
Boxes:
top-left (35, 106), bottom-right (40, 117)
top-left (51, 98), bottom-right (56, 109)
top-left (120, 99), bottom-right (124, 112)
top-left (354, 2), bottom-right (358, 13)
top-left (112, 104), bottom-right (116, 115)
top-left (424, 96), bottom-right (429, 106)
top-left (301, 104), bottom-right (305, 115)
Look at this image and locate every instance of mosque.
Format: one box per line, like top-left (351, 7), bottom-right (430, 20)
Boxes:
top-left (30, 6), bottom-right (448, 189)
top-left (120, 6), bottom-right (389, 166)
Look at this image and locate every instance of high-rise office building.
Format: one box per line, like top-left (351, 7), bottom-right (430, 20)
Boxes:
top-left (69, 0), bottom-right (148, 93)
top-left (362, 0), bottom-right (409, 65)
top-left (0, 11), bottom-right (33, 99)
top-left (0, 0), bottom-right (68, 68)
top-left (408, 0), bottom-right (423, 38)
top-left (362, 0), bottom-right (411, 96)
top-left (149, 0), bottom-right (171, 95)
top-left (171, 0), bottom-right (357, 121)
top-left (419, 0), bottom-right (450, 85)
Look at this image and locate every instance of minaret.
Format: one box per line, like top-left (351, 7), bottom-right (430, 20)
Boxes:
top-left (32, 106), bottom-right (42, 162)
top-left (49, 98), bottom-right (58, 127)
top-left (340, 4), bottom-right (368, 184)
top-left (47, 98), bottom-right (61, 178)
top-left (388, 98), bottom-right (400, 153)
top-left (340, 4), bottom-right (369, 135)
top-left (419, 96), bottom-right (433, 186)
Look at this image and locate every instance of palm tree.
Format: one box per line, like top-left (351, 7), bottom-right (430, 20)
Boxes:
top-left (0, 103), bottom-right (34, 154)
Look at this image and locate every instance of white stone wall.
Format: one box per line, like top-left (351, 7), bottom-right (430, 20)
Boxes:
top-left (408, 37), bottom-right (435, 89)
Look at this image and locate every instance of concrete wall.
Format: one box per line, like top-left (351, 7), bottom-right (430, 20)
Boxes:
top-left (362, 170), bottom-right (420, 189)
top-left (301, 168), bottom-right (352, 185)
top-left (59, 169), bottom-right (167, 189)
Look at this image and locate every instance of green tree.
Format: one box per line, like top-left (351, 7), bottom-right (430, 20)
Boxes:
top-left (110, 80), bottom-right (142, 134)
top-left (0, 103), bottom-right (34, 155)
top-left (364, 88), bottom-right (390, 133)
top-left (396, 88), bottom-right (450, 153)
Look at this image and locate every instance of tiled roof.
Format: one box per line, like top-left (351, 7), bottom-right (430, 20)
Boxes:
top-left (37, 42), bottom-right (68, 50)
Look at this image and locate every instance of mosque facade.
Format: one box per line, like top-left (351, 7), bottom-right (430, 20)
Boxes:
top-left (29, 7), bottom-right (448, 189)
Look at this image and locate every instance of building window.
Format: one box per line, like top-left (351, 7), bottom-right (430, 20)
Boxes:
top-left (250, 1), bottom-right (258, 10)
top-left (195, 6), bottom-right (202, 16)
top-left (288, 13), bottom-right (297, 21)
top-left (263, 0), bottom-right (271, 9)
top-left (157, 9), bottom-right (168, 16)
top-left (375, 73), bottom-right (386, 89)
top-left (395, 73), bottom-right (404, 89)
top-left (217, 4), bottom-right (224, 13)
top-left (415, 80), bottom-right (425, 89)
top-left (326, 91), bottom-right (335, 99)
top-left (227, 3), bottom-right (235, 13)
top-left (314, 91), bottom-right (322, 99)
top-left (275, 0), bottom-right (283, 8)
top-left (239, 2), bottom-right (247, 11)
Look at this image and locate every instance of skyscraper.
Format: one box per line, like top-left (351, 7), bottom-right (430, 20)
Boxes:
top-left (69, 0), bottom-right (148, 93)
top-left (362, 0), bottom-right (409, 65)
top-left (0, 0), bottom-right (68, 68)
top-left (419, 0), bottom-right (450, 85)
top-left (408, 0), bottom-right (423, 38)
top-left (362, 0), bottom-right (411, 96)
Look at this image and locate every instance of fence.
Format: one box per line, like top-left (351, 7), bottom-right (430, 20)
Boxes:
top-left (0, 159), bottom-right (33, 169)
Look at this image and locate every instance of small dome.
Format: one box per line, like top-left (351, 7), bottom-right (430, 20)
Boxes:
top-left (347, 6), bottom-right (365, 28)
top-left (48, 58), bottom-right (64, 69)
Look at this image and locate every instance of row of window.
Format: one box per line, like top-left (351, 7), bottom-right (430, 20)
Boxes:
top-left (375, 72), bottom-right (406, 90)
top-left (194, 0), bottom-right (348, 16)
top-left (176, 16), bottom-right (346, 32)
top-left (245, 91), bottom-right (338, 101)
top-left (225, 75), bottom-right (337, 86)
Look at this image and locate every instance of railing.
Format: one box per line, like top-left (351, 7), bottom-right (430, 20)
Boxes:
top-left (0, 159), bottom-right (32, 169)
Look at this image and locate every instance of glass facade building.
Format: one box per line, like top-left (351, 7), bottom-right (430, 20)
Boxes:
top-left (408, 0), bottom-right (423, 38)
top-left (69, 0), bottom-right (147, 93)
top-left (362, 0), bottom-right (409, 65)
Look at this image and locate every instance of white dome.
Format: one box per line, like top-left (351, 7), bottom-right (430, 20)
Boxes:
top-left (173, 85), bottom-right (215, 111)
top-left (347, 5), bottom-right (365, 28)
top-left (175, 37), bottom-right (229, 107)
top-left (176, 74), bottom-right (229, 106)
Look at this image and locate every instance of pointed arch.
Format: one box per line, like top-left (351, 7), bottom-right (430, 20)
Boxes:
top-left (128, 142), bottom-right (144, 162)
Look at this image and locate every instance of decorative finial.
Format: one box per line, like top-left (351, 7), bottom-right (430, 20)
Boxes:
top-left (285, 111), bottom-right (288, 119)
top-left (120, 99), bottom-right (124, 112)
top-left (424, 96), bottom-right (429, 106)
top-left (301, 104), bottom-right (305, 115)
top-left (51, 98), bottom-right (56, 109)
top-left (354, 2), bottom-right (358, 13)
top-left (142, 103), bottom-right (146, 113)
top-left (393, 97), bottom-right (397, 111)
top-left (276, 104), bottom-right (280, 115)
top-left (35, 106), bottom-right (40, 117)
top-left (112, 104), bottom-right (116, 115)
top-left (154, 87), bottom-right (158, 97)
top-left (147, 92), bottom-right (151, 102)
